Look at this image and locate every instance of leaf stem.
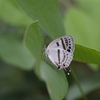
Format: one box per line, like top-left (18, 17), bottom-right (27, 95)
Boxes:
top-left (70, 67), bottom-right (88, 100)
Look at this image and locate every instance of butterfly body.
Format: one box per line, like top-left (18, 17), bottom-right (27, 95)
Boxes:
top-left (45, 35), bottom-right (74, 70)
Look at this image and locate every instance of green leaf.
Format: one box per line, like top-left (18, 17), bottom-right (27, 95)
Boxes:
top-left (40, 62), bottom-right (68, 100)
top-left (24, 21), bottom-right (68, 100)
top-left (66, 73), bottom-right (100, 100)
top-left (88, 64), bottom-right (99, 71)
top-left (76, 0), bottom-right (100, 25)
top-left (16, 0), bottom-right (65, 39)
top-left (0, 34), bottom-right (34, 70)
top-left (64, 8), bottom-right (100, 50)
top-left (24, 21), bottom-right (44, 67)
top-left (74, 44), bottom-right (100, 65)
top-left (64, 1), bottom-right (100, 71)
top-left (0, 0), bottom-right (32, 25)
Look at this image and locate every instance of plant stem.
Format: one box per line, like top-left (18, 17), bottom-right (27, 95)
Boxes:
top-left (70, 67), bottom-right (88, 100)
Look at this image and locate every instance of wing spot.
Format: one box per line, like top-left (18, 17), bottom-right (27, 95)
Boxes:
top-left (58, 49), bottom-right (60, 64)
top-left (67, 49), bottom-right (70, 52)
top-left (56, 42), bottom-right (59, 46)
top-left (64, 38), bottom-right (68, 46)
top-left (60, 38), bottom-right (66, 50)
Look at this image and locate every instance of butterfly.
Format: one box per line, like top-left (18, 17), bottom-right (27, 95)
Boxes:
top-left (45, 35), bottom-right (74, 70)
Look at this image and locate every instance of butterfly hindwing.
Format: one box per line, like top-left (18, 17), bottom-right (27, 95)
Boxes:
top-left (45, 35), bottom-right (74, 70)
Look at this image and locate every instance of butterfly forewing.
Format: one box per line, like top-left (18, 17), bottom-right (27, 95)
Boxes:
top-left (45, 35), bottom-right (74, 70)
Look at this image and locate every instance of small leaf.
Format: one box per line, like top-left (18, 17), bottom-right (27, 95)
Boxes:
top-left (24, 21), bottom-right (44, 67)
top-left (40, 62), bottom-right (68, 100)
top-left (16, 0), bottom-right (65, 39)
top-left (0, 34), bottom-right (34, 70)
top-left (74, 44), bottom-right (100, 65)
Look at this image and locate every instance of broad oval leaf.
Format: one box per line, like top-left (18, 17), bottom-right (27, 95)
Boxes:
top-left (64, 8), bottom-right (100, 50)
top-left (64, 3), bottom-right (100, 70)
top-left (0, 0), bottom-right (32, 25)
top-left (24, 21), bottom-right (68, 100)
top-left (0, 34), bottom-right (34, 70)
top-left (40, 62), bottom-right (68, 100)
top-left (16, 0), bottom-right (65, 39)
top-left (24, 21), bottom-right (44, 67)
top-left (74, 44), bottom-right (100, 65)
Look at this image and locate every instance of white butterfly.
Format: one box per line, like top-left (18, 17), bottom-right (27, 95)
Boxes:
top-left (45, 35), bottom-right (74, 70)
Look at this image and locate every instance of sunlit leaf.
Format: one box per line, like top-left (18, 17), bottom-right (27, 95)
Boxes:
top-left (24, 21), bottom-right (68, 100)
top-left (40, 62), bottom-right (68, 100)
top-left (24, 21), bottom-right (44, 67)
top-left (16, 0), bottom-right (65, 39)
top-left (64, 8), bottom-right (100, 50)
top-left (0, 0), bottom-right (32, 25)
top-left (74, 44), bottom-right (100, 65)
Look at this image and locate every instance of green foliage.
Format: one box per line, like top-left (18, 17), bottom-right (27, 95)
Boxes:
top-left (0, 0), bottom-right (32, 25)
top-left (0, 33), bottom-right (34, 70)
top-left (24, 21), bottom-right (44, 67)
top-left (74, 44), bottom-right (100, 65)
top-left (24, 21), bottom-right (68, 100)
top-left (40, 62), bottom-right (68, 100)
top-left (0, 0), bottom-right (100, 100)
top-left (64, 8), bottom-right (100, 50)
top-left (67, 73), bottom-right (100, 100)
top-left (63, 0), bottom-right (100, 71)
top-left (16, 0), bottom-right (65, 39)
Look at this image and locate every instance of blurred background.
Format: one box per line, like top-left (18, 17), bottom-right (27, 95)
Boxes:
top-left (0, 0), bottom-right (100, 100)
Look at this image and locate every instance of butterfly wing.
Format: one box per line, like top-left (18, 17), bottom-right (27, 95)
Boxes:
top-left (45, 35), bottom-right (74, 69)
top-left (47, 35), bottom-right (74, 53)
